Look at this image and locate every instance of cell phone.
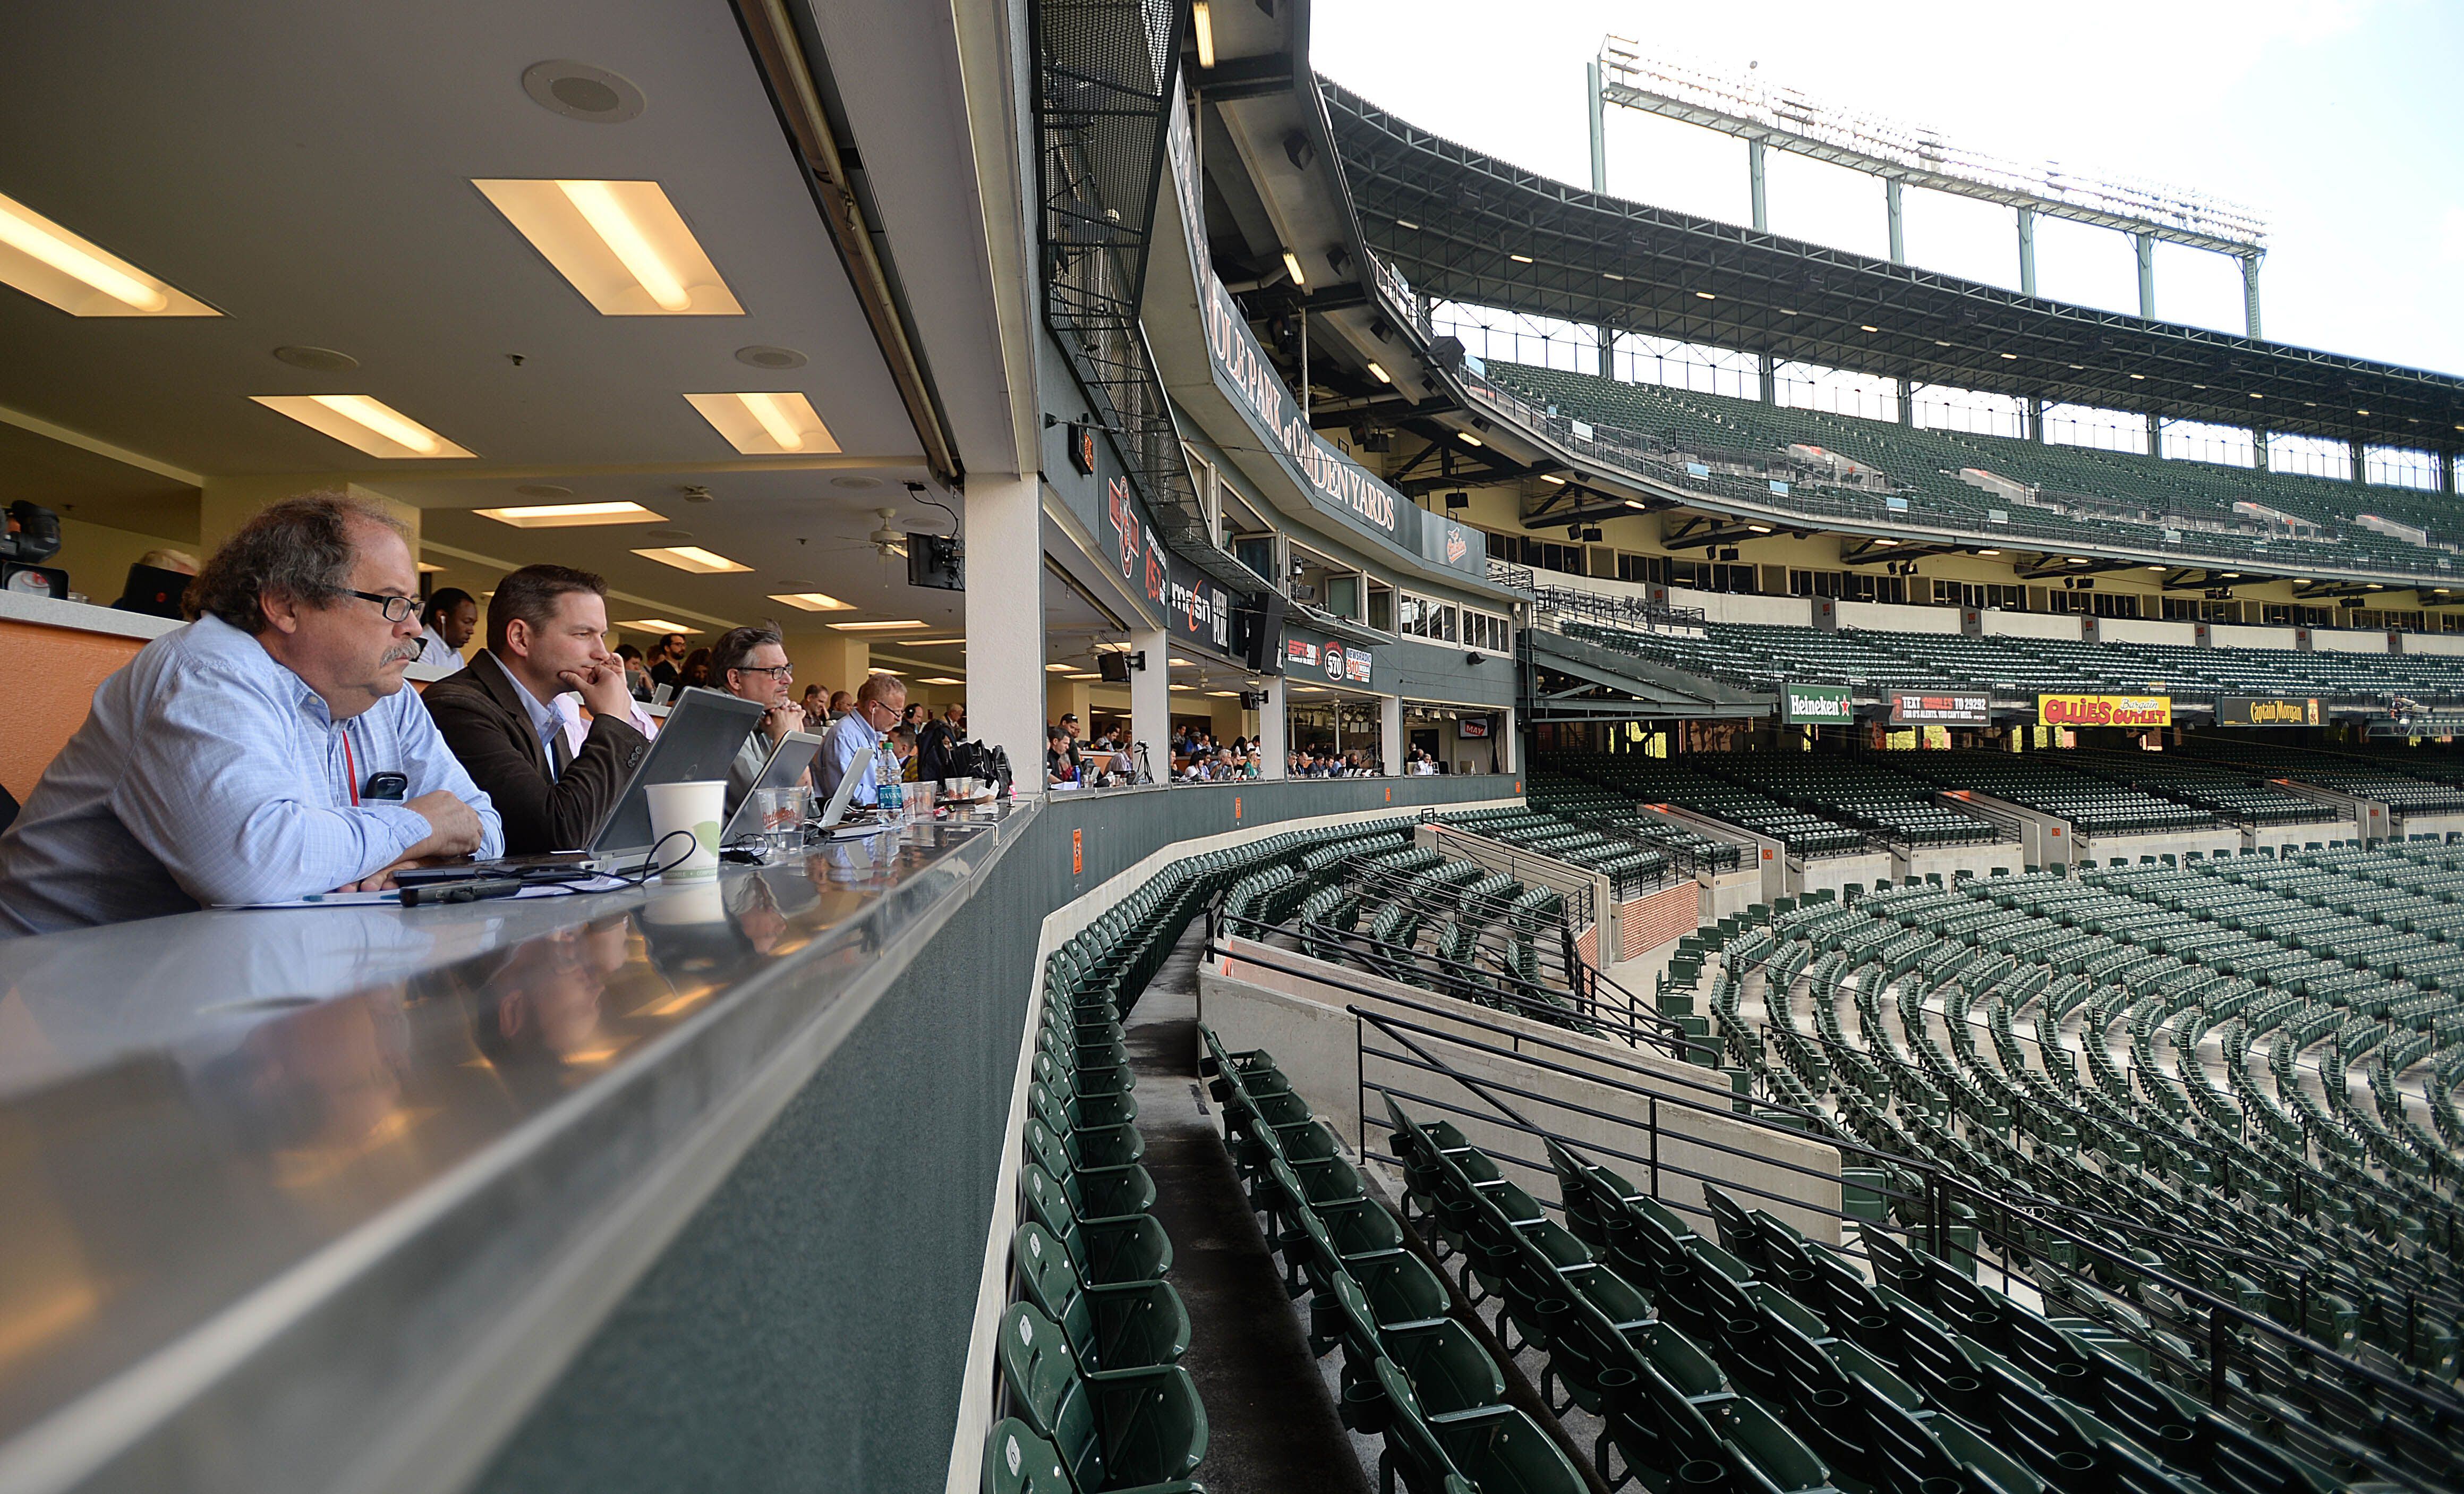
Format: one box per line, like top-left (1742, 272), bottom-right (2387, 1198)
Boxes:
top-left (363, 770), bottom-right (409, 802)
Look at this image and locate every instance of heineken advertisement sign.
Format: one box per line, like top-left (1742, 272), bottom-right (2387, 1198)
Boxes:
top-left (2218, 695), bottom-right (2321, 728)
top-left (1781, 683), bottom-right (1854, 724)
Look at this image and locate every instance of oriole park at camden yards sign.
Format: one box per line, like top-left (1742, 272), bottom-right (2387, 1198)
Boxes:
top-left (1201, 277), bottom-right (1399, 538)
top-left (2037, 693), bottom-right (2171, 727)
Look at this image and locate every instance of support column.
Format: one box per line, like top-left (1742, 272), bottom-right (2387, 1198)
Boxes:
top-left (784, 631), bottom-right (871, 700)
top-left (2241, 253), bottom-right (2264, 339)
top-left (1379, 693), bottom-right (1403, 778)
top-left (1758, 353), bottom-right (1777, 405)
top-left (2146, 411), bottom-right (2163, 457)
top-left (1885, 179), bottom-right (1905, 265)
top-left (2016, 207), bottom-right (2037, 297)
top-left (1749, 140), bottom-right (1769, 232)
top-left (1498, 707), bottom-right (1518, 776)
top-left (1255, 675), bottom-right (1287, 780)
top-left (2026, 397), bottom-right (2045, 444)
top-left (1896, 379), bottom-right (1914, 427)
top-left (2134, 232), bottom-right (2156, 320)
top-left (965, 473), bottom-right (1046, 794)
top-left (2441, 453), bottom-right (2457, 496)
top-left (2253, 430), bottom-right (2271, 471)
top-left (2350, 438), bottom-right (2369, 486)
top-left (1128, 626), bottom-right (1170, 780)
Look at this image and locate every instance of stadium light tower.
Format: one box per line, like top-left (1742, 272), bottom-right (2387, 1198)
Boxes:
top-left (1586, 40), bottom-right (2270, 336)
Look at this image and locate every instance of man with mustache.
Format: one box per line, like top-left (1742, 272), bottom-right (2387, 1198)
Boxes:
top-left (0, 493), bottom-right (502, 933)
top-left (419, 564), bottom-right (654, 855)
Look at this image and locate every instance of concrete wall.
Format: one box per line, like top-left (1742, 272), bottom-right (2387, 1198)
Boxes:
top-left (1202, 941), bottom-right (1843, 1243)
top-left (2395, 812), bottom-right (2464, 840)
top-left (2073, 826), bottom-right (2244, 866)
top-left (1659, 583), bottom-right (1814, 628)
top-left (1896, 841), bottom-right (2025, 885)
top-left (1839, 600), bottom-right (1959, 634)
top-left (2314, 629), bottom-right (2392, 654)
top-left (2097, 617), bottom-right (2197, 646)
top-left (2209, 624), bottom-right (2300, 650)
top-left (2248, 821), bottom-right (2349, 855)
top-left (1793, 851), bottom-right (1894, 901)
top-left (2402, 633), bottom-right (2464, 657)
top-left (1983, 610), bottom-right (2084, 641)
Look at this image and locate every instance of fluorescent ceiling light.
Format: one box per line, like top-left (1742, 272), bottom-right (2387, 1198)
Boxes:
top-left (1978, 549), bottom-right (1999, 556)
top-left (1065, 673), bottom-right (1099, 681)
top-left (831, 619), bottom-right (927, 632)
top-left (476, 500), bottom-right (662, 527)
top-left (1045, 663), bottom-right (1074, 672)
top-left (416, 561), bottom-right (446, 573)
top-left (1540, 474), bottom-right (1566, 485)
top-left (619, 618), bottom-right (697, 633)
top-left (1192, 0), bottom-right (1215, 66)
top-left (1747, 524), bottom-right (1772, 533)
top-left (1367, 362), bottom-right (1391, 384)
top-left (770, 591), bottom-right (854, 611)
top-left (0, 191), bottom-right (218, 316)
top-left (1860, 325), bottom-right (1879, 333)
top-left (632, 545), bottom-right (752, 574)
top-left (1282, 251), bottom-right (1305, 287)
top-left (1694, 291), bottom-right (1715, 301)
top-left (1206, 690), bottom-right (1239, 697)
top-left (905, 636), bottom-right (964, 646)
top-left (917, 675), bottom-right (965, 685)
top-left (473, 179), bottom-right (741, 316)
top-left (251, 394), bottom-right (475, 459)
top-left (1169, 657), bottom-right (1193, 666)
top-left (1458, 432), bottom-right (1483, 447)
top-left (684, 391), bottom-right (840, 456)
top-left (2147, 565), bottom-right (2168, 571)
top-left (1625, 500), bottom-right (1648, 510)
top-left (1396, 219), bottom-right (1420, 230)
top-left (1875, 539), bottom-right (1898, 547)
top-left (2129, 372), bottom-right (2146, 379)
top-left (1170, 683), bottom-right (1194, 691)
top-left (1510, 253), bottom-right (1534, 264)
top-left (1999, 352), bottom-right (2017, 360)
top-left (1601, 271), bottom-right (1624, 281)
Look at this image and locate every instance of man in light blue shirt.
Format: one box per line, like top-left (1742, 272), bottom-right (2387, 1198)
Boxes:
top-left (815, 672), bottom-right (905, 810)
top-left (0, 495), bottom-right (502, 935)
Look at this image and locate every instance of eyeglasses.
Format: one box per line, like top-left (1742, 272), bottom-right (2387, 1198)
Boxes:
top-left (348, 590), bottom-right (419, 624)
top-left (735, 663), bottom-right (795, 681)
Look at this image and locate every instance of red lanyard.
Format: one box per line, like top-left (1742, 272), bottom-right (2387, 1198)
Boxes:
top-left (342, 728), bottom-right (359, 807)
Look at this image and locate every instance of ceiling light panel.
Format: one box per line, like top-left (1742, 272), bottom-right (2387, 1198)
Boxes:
top-left (769, 591), bottom-right (854, 612)
top-left (250, 394), bottom-right (474, 459)
top-left (831, 619), bottom-right (926, 632)
top-left (0, 193), bottom-right (219, 316)
top-left (632, 545), bottom-right (752, 574)
top-left (683, 391), bottom-right (840, 456)
top-left (917, 676), bottom-right (966, 686)
top-left (619, 618), bottom-right (698, 633)
top-left (473, 179), bottom-right (741, 316)
top-left (475, 500), bottom-right (663, 527)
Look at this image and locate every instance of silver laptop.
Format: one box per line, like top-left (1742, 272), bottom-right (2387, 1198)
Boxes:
top-left (589, 687), bottom-right (766, 858)
top-left (719, 731), bottom-right (827, 843)
top-left (649, 682), bottom-right (673, 707)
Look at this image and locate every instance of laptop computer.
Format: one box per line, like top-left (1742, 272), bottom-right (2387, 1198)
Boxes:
top-left (718, 731), bottom-right (826, 843)
top-left (589, 686), bottom-right (767, 859)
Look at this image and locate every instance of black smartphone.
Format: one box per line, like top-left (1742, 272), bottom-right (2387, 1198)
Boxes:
top-left (363, 770), bottom-right (409, 802)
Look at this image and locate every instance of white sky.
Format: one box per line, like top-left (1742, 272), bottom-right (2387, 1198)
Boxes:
top-left (1311, 0), bottom-right (2464, 377)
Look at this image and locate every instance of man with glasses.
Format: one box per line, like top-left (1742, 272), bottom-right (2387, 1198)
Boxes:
top-left (712, 623), bottom-right (806, 816)
top-left (815, 671), bottom-right (907, 812)
top-left (0, 493), bottom-right (502, 933)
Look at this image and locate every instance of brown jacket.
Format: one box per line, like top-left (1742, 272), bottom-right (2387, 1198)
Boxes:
top-left (421, 651), bottom-right (647, 854)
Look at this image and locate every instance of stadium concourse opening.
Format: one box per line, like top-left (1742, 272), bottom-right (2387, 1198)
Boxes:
top-left (5, 3), bottom-right (2464, 1493)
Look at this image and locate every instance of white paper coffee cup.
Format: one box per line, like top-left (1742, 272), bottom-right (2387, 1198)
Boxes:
top-left (643, 779), bottom-right (726, 880)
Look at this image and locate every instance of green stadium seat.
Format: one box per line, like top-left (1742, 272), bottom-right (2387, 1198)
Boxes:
top-left (996, 1303), bottom-right (1207, 1493)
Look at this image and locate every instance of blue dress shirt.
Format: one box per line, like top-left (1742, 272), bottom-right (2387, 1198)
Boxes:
top-left (816, 710), bottom-right (884, 809)
top-left (0, 615), bottom-right (504, 935)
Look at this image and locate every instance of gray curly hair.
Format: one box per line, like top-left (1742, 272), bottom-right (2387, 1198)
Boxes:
top-left (187, 491), bottom-right (408, 634)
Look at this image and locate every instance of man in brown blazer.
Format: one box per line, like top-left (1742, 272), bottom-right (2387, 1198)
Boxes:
top-left (421, 565), bottom-right (651, 854)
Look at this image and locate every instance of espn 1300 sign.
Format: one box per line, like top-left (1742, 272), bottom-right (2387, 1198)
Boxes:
top-left (2037, 693), bottom-right (2171, 727)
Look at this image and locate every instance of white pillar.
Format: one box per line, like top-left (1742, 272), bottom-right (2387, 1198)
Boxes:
top-left (1379, 694), bottom-right (1403, 777)
top-left (1256, 675), bottom-right (1288, 779)
top-left (1128, 626), bottom-right (1170, 780)
top-left (1498, 707), bottom-right (1519, 775)
top-left (966, 473), bottom-right (1046, 794)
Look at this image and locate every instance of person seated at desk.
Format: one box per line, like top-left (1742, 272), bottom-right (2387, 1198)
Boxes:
top-left (816, 672), bottom-right (905, 808)
top-left (420, 564), bottom-right (653, 855)
top-left (413, 587), bottom-right (476, 674)
top-left (712, 624), bottom-right (807, 816)
top-left (645, 632), bottom-right (687, 694)
top-left (0, 494), bottom-right (502, 934)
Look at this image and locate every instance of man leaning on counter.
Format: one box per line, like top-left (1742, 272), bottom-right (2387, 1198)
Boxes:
top-left (0, 493), bottom-right (503, 935)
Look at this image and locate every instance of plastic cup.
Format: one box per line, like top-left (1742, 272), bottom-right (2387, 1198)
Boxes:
top-left (756, 785), bottom-right (810, 856)
top-left (643, 779), bottom-right (726, 880)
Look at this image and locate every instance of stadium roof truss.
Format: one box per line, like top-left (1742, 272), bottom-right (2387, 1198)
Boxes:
top-left (1323, 81), bottom-right (2464, 455)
